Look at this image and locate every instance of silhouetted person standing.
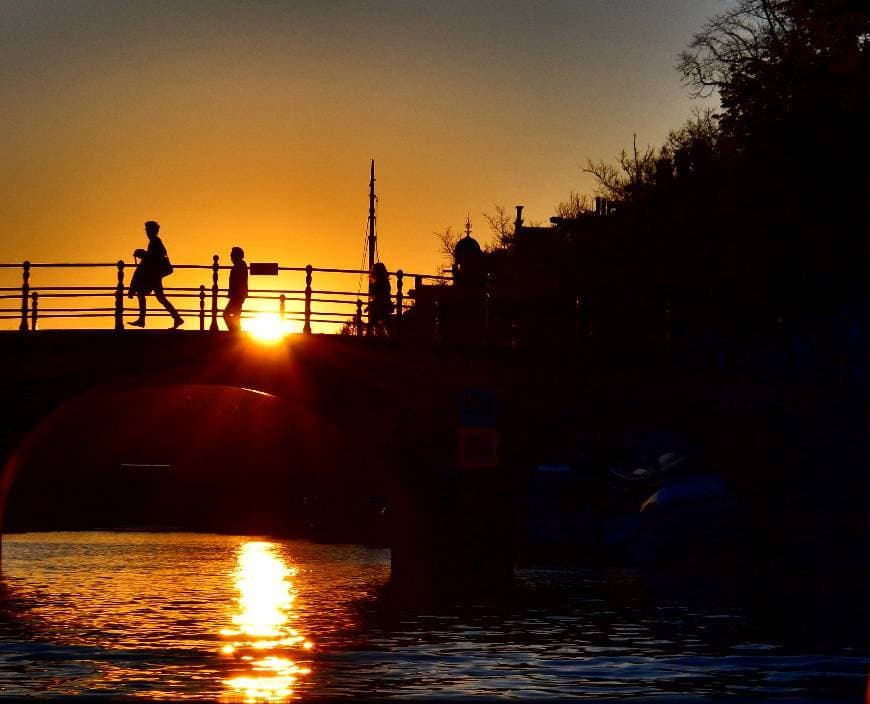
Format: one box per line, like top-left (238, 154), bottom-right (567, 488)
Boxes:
top-left (223, 246), bottom-right (248, 332)
top-left (367, 262), bottom-right (393, 336)
top-left (128, 220), bottom-right (183, 329)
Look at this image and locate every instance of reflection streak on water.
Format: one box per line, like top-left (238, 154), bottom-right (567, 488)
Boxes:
top-left (221, 542), bottom-right (312, 702)
top-left (0, 533), bottom-right (864, 700)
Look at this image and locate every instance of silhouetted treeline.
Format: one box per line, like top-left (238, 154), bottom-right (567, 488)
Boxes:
top-left (671, 0), bottom-right (869, 329)
top-left (442, 1), bottom-right (869, 373)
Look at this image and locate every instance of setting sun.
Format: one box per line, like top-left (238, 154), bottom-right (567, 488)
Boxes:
top-left (242, 315), bottom-right (298, 343)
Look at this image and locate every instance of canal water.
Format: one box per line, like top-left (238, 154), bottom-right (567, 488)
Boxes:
top-left (0, 532), bottom-right (865, 701)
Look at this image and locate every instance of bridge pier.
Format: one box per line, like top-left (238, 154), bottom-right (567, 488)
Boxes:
top-left (382, 367), bottom-right (516, 607)
top-left (388, 469), bottom-right (515, 608)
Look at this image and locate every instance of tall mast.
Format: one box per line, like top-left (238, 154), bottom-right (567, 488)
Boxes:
top-left (367, 159), bottom-right (376, 272)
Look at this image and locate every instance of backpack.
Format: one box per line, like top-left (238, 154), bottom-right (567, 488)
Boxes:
top-left (160, 255), bottom-right (174, 277)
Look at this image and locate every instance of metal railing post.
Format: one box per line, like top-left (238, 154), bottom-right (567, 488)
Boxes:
top-left (199, 285), bottom-right (206, 331)
top-left (19, 261), bottom-right (30, 331)
top-left (30, 291), bottom-right (38, 331)
top-left (210, 255), bottom-right (219, 332)
top-left (114, 260), bottom-right (125, 331)
top-left (279, 294), bottom-right (286, 323)
top-left (303, 265), bottom-right (312, 335)
top-left (356, 299), bottom-right (363, 337)
top-left (395, 269), bottom-right (403, 337)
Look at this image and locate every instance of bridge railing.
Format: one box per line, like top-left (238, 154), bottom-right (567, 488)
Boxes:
top-left (0, 260), bottom-right (451, 334)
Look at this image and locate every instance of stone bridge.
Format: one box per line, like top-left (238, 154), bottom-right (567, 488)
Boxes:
top-left (0, 329), bottom-right (833, 602)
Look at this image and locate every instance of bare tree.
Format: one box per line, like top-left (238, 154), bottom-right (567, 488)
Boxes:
top-left (482, 205), bottom-right (514, 250)
top-left (677, 0), bottom-right (789, 99)
top-left (665, 107), bottom-right (720, 155)
top-left (554, 191), bottom-right (593, 219)
top-left (433, 226), bottom-right (460, 263)
top-left (584, 134), bottom-right (658, 203)
top-left (677, 0), bottom-right (869, 148)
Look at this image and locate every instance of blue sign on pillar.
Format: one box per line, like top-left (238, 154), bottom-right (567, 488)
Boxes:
top-left (458, 388), bottom-right (498, 469)
top-left (459, 388), bottom-right (498, 427)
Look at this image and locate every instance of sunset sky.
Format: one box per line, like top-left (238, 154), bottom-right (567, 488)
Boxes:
top-left (2, 0), bottom-right (721, 279)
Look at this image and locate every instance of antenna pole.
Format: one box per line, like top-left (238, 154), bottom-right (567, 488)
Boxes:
top-left (368, 159), bottom-right (376, 272)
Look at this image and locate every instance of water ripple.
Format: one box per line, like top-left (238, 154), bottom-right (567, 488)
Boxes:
top-left (0, 533), bottom-right (866, 700)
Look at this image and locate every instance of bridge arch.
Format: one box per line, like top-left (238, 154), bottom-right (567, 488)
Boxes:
top-left (0, 378), bottom-right (381, 541)
top-left (0, 331), bottom-right (517, 594)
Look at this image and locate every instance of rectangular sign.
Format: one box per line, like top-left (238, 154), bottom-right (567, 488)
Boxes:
top-left (458, 427), bottom-right (499, 469)
top-left (249, 262), bottom-right (279, 276)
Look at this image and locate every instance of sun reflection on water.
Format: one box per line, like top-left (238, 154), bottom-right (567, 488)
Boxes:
top-left (221, 541), bottom-right (312, 702)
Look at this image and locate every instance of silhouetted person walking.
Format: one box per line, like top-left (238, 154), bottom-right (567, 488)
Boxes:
top-left (223, 246), bottom-right (248, 332)
top-left (367, 262), bottom-right (393, 336)
top-left (128, 220), bottom-right (183, 329)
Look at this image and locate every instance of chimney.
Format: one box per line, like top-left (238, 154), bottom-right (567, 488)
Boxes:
top-left (514, 205), bottom-right (524, 235)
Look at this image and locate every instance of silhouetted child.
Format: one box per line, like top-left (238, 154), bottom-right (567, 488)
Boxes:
top-left (223, 246), bottom-right (248, 332)
top-left (128, 220), bottom-right (183, 329)
top-left (367, 262), bottom-right (394, 336)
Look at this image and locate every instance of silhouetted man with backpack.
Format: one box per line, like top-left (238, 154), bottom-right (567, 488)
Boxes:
top-left (128, 220), bottom-right (183, 329)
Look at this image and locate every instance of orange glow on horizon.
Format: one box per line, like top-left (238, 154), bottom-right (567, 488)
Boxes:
top-left (0, 1), bottom-right (721, 334)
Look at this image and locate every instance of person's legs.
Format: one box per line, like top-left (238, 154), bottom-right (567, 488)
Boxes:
top-left (223, 299), bottom-right (242, 332)
top-left (368, 305), bottom-right (387, 336)
top-left (154, 291), bottom-right (180, 319)
top-left (371, 307), bottom-right (392, 337)
top-left (153, 281), bottom-right (183, 327)
top-left (129, 291), bottom-right (147, 326)
top-left (377, 316), bottom-right (392, 337)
